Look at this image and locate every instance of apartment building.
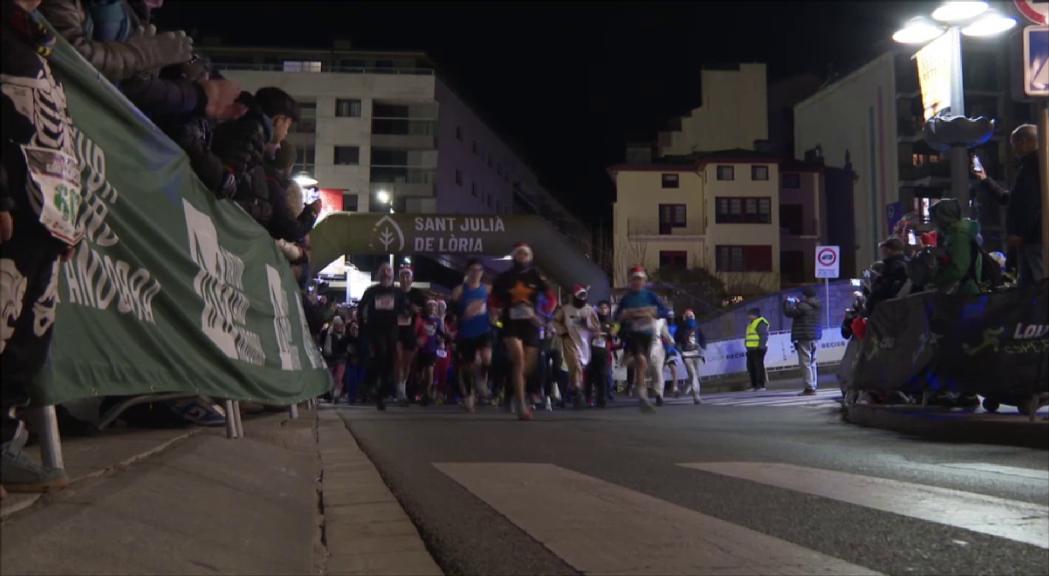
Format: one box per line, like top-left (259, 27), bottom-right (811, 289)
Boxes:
top-left (204, 43), bottom-right (591, 259)
top-left (610, 151), bottom-right (825, 295)
top-left (794, 35), bottom-right (1037, 271)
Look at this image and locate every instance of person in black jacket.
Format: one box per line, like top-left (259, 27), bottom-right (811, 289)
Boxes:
top-left (783, 287), bottom-right (822, 396)
top-left (974, 124), bottom-right (1043, 285)
top-left (359, 263), bottom-right (406, 411)
top-left (866, 237), bottom-right (910, 314)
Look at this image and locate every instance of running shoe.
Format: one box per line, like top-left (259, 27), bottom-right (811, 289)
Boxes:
top-left (693, 395), bottom-right (703, 405)
top-left (638, 396), bottom-right (656, 414)
top-left (465, 395), bottom-right (476, 413)
top-left (798, 388), bottom-right (816, 396)
top-left (517, 400), bottom-right (534, 421)
top-left (544, 397), bottom-right (553, 411)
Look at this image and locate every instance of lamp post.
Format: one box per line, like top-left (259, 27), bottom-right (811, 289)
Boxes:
top-left (893, 2), bottom-right (1017, 218)
top-left (377, 189), bottom-right (394, 268)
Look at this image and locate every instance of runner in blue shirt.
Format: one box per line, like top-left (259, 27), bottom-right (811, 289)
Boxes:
top-left (451, 258), bottom-right (493, 412)
top-left (613, 266), bottom-right (669, 413)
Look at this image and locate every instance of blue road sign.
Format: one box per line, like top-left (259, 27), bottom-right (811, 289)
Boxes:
top-left (1024, 26), bottom-right (1048, 97)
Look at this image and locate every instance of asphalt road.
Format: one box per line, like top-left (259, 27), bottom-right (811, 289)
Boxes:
top-left (335, 389), bottom-right (1049, 576)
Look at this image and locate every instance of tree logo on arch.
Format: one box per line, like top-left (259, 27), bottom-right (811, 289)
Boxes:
top-left (372, 215), bottom-right (405, 253)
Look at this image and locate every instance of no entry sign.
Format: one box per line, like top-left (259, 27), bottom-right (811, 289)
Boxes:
top-left (815, 245), bottom-right (840, 279)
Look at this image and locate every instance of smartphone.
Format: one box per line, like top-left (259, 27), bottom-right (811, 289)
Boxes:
top-left (971, 154), bottom-right (983, 174)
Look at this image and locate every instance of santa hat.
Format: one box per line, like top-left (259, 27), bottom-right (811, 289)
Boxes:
top-left (511, 242), bottom-right (533, 257)
top-left (572, 284), bottom-right (589, 298)
top-left (398, 264), bottom-right (414, 277)
top-left (629, 266), bottom-right (647, 279)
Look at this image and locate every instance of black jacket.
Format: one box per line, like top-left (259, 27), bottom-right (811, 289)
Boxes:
top-left (866, 254), bottom-right (909, 314)
top-left (784, 296), bottom-right (822, 342)
top-left (979, 152), bottom-right (1043, 244)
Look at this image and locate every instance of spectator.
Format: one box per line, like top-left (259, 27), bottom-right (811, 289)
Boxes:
top-left (2, 0), bottom-right (80, 494)
top-left (744, 308), bottom-right (769, 392)
top-left (866, 237), bottom-right (910, 313)
top-left (974, 124), bottom-right (1043, 285)
top-left (320, 315), bottom-right (349, 403)
top-left (675, 309), bottom-right (706, 404)
top-left (929, 198), bottom-right (981, 295)
top-left (783, 287), bottom-right (823, 396)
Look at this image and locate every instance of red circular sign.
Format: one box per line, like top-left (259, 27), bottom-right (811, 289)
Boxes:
top-left (817, 248), bottom-right (838, 266)
top-left (1014, 0), bottom-right (1048, 25)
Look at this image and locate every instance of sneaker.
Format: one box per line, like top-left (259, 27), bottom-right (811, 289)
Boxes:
top-left (517, 400), bottom-right (534, 421)
top-left (754, 386), bottom-right (767, 392)
top-left (798, 388), bottom-right (817, 396)
top-left (1, 443), bottom-right (68, 493)
top-left (465, 395), bottom-right (476, 413)
top-left (639, 396), bottom-right (657, 414)
top-left (655, 396), bottom-right (664, 407)
top-left (693, 395), bottom-right (703, 405)
top-left (544, 397), bottom-right (553, 411)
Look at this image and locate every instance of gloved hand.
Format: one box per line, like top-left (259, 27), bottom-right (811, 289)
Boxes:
top-left (212, 113), bottom-right (267, 171)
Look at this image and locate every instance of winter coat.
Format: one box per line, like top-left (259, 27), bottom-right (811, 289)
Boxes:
top-left (930, 199), bottom-right (981, 295)
top-left (866, 253), bottom-right (910, 314)
top-left (784, 296), bottom-right (822, 342)
top-left (979, 151), bottom-right (1043, 245)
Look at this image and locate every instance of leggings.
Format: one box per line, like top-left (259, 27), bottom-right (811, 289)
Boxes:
top-left (367, 328), bottom-right (398, 400)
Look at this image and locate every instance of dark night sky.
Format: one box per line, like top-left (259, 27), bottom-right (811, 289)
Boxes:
top-left (161, 1), bottom-right (934, 224)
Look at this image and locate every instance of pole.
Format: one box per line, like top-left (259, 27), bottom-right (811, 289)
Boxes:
top-left (824, 278), bottom-right (831, 328)
top-left (947, 26), bottom-right (971, 217)
top-left (1040, 101), bottom-right (1049, 275)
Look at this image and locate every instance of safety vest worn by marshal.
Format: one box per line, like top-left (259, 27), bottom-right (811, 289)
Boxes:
top-left (745, 317), bottom-right (769, 349)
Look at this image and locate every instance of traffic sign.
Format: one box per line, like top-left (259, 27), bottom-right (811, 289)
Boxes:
top-left (1024, 26), bottom-right (1049, 97)
top-left (1014, 0), bottom-right (1048, 25)
top-left (815, 245), bottom-right (840, 279)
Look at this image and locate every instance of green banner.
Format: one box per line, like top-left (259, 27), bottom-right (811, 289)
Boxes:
top-left (31, 33), bottom-right (331, 406)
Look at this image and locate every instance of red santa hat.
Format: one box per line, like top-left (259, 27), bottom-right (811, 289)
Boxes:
top-left (629, 266), bottom-right (647, 279)
top-left (572, 284), bottom-right (589, 298)
top-left (511, 242), bottom-right (533, 258)
top-left (398, 264), bottom-right (414, 277)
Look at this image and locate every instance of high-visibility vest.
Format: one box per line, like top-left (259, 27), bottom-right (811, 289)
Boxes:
top-left (745, 317), bottom-right (768, 349)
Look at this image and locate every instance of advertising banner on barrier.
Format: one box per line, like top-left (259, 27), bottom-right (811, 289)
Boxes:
top-left (29, 34), bottom-right (331, 406)
top-left (851, 281), bottom-right (1049, 396)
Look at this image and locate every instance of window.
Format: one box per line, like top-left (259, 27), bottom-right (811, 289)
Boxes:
top-left (471, 182), bottom-right (478, 197)
top-left (456, 125), bottom-right (463, 141)
top-left (661, 173), bottom-right (680, 188)
top-left (715, 196), bottom-right (771, 224)
top-left (658, 203), bottom-right (687, 234)
top-left (782, 173), bottom-right (801, 189)
top-left (455, 170), bottom-right (463, 186)
top-left (659, 251), bottom-right (688, 270)
top-left (333, 146), bottom-right (359, 165)
top-left (780, 204), bottom-right (803, 235)
top-left (716, 245), bottom-right (773, 272)
top-left (716, 165), bottom-right (735, 181)
top-left (343, 193), bottom-right (359, 212)
top-left (751, 165), bottom-right (769, 181)
top-left (296, 102), bottom-right (317, 133)
top-left (335, 99), bottom-right (362, 118)
top-left (283, 60), bottom-right (321, 72)
top-left (371, 148), bottom-right (409, 166)
top-left (295, 145), bottom-right (315, 172)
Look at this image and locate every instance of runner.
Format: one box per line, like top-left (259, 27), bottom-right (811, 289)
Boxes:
top-left (613, 266), bottom-right (669, 413)
top-left (435, 299), bottom-right (454, 405)
top-left (396, 265), bottom-right (427, 406)
top-left (490, 243), bottom-right (550, 420)
top-left (359, 263), bottom-right (406, 411)
top-left (415, 299), bottom-right (446, 406)
top-left (586, 300), bottom-right (615, 407)
top-left (553, 285), bottom-right (599, 410)
top-left (451, 258), bottom-right (493, 413)
top-left (676, 309), bottom-right (706, 405)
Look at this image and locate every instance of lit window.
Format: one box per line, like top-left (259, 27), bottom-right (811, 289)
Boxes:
top-left (283, 61), bottom-right (322, 72)
top-left (661, 173), bottom-right (680, 188)
top-left (716, 165), bottom-right (735, 181)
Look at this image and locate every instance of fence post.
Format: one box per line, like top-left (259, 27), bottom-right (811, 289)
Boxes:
top-left (37, 406), bottom-right (65, 470)
top-left (232, 401), bottom-right (244, 438)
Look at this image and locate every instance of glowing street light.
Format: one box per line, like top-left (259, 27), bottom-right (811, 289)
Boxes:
top-left (961, 11), bottom-right (1018, 37)
top-left (376, 189), bottom-right (391, 205)
top-left (892, 17), bottom-right (946, 44)
top-left (293, 172), bottom-right (318, 188)
top-left (931, 1), bottom-right (988, 23)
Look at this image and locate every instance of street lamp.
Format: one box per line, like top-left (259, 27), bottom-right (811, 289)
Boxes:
top-left (377, 189), bottom-right (394, 267)
top-left (293, 172), bottom-right (318, 188)
top-left (892, 2), bottom-right (1017, 218)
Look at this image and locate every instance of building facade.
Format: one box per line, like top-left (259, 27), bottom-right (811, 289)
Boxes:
top-left (204, 44), bottom-right (590, 255)
top-left (794, 35), bottom-right (1037, 273)
top-left (610, 151), bottom-right (825, 295)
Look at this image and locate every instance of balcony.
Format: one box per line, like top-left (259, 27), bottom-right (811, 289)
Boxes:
top-left (371, 118), bottom-right (436, 149)
top-left (626, 219), bottom-right (704, 238)
top-left (210, 61), bottom-right (435, 75)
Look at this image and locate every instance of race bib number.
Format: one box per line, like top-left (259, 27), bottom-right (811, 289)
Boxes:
top-left (375, 295), bottom-right (395, 311)
top-left (425, 324), bottom-right (436, 336)
top-left (22, 146), bottom-right (81, 245)
top-left (509, 304), bottom-right (535, 320)
top-left (465, 299), bottom-right (487, 318)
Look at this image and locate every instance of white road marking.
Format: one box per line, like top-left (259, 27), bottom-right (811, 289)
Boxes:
top-left (940, 463), bottom-right (1049, 481)
top-left (679, 462), bottom-right (1049, 549)
top-left (435, 462), bottom-right (879, 576)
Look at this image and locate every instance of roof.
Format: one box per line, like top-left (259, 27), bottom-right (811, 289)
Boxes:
top-left (608, 148), bottom-right (811, 178)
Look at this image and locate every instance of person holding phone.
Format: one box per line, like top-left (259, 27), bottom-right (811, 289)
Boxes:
top-left (972, 124), bottom-right (1043, 285)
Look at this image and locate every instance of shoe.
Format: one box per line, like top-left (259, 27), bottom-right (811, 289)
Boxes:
top-left (544, 397), bottom-right (553, 411)
top-left (516, 399), bottom-right (534, 421)
top-left (1, 444), bottom-right (68, 493)
top-left (465, 395), bottom-right (476, 413)
top-left (798, 388), bottom-right (817, 396)
top-left (655, 396), bottom-right (664, 407)
top-left (639, 396), bottom-right (656, 414)
top-left (693, 396), bottom-right (703, 405)
top-left (754, 386), bottom-right (767, 392)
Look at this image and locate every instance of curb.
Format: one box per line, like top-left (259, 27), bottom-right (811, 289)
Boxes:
top-left (845, 405), bottom-right (1049, 450)
top-left (316, 409), bottom-right (442, 576)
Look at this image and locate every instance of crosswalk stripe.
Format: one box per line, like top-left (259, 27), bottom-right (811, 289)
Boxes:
top-left (940, 463), bottom-right (1049, 481)
top-left (435, 462), bottom-right (880, 576)
top-left (678, 462), bottom-right (1049, 549)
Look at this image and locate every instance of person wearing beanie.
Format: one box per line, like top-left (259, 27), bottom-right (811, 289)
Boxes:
top-left (552, 285), bottom-right (600, 410)
top-left (676, 309), bottom-right (706, 404)
top-left (783, 287), bottom-right (823, 395)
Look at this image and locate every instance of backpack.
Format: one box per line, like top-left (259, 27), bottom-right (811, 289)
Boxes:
top-left (965, 239), bottom-right (1003, 289)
